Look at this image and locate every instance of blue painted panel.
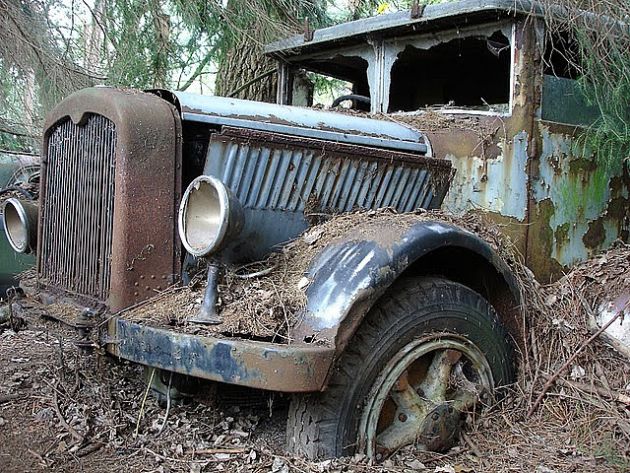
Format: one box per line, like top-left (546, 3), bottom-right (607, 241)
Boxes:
top-left (203, 131), bottom-right (450, 260)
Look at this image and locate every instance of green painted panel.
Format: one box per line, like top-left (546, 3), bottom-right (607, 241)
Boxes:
top-left (0, 152), bottom-right (38, 297)
top-left (541, 75), bottom-right (600, 127)
top-left (0, 215), bottom-right (34, 297)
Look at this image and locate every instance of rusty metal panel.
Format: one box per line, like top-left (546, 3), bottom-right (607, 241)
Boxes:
top-left (441, 130), bottom-right (530, 221)
top-left (108, 318), bottom-right (335, 392)
top-left (206, 136), bottom-right (438, 213)
top-left (39, 115), bottom-right (116, 300)
top-left (291, 219), bottom-right (521, 355)
top-left (170, 91), bottom-right (429, 154)
top-left (265, 0), bottom-right (541, 56)
top-left (39, 88), bottom-right (182, 311)
top-left (531, 123), bottom-right (630, 272)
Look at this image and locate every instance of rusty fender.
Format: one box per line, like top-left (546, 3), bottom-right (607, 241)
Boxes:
top-left (107, 221), bottom-right (518, 394)
top-left (107, 318), bottom-right (335, 392)
top-left (291, 220), bottom-right (521, 358)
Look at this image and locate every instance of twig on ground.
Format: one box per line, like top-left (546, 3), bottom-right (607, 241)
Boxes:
top-left (192, 447), bottom-right (248, 454)
top-left (156, 372), bottom-right (172, 436)
top-left (550, 376), bottom-right (630, 405)
top-left (528, 303), bottom-right (627, 416)
top-left (76, 441), bottom-right (104, 458)
top-left (52, 388), bottom-right (84, 443)
top-left (135, 368), bottom-right (155, 438)
top-left (0, 393), bottom-right (22, 404)
top-left (461, 431), bottom-right (483, 458)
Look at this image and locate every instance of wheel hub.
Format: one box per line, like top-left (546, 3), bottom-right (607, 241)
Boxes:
top-left (418, 403), bottom-right (461, 452)
top-left (359, 335), bottom-right (494, 458)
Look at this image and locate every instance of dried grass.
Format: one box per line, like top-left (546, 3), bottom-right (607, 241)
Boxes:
top-left (125, 209), bottom-right (529, 342)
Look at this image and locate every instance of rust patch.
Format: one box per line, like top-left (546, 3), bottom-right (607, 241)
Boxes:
top-left (582, 218), bottom-right (606, 249)
top-left (38, 88), bottom-right (182, 312)
top-left (526, 199), bottom-right (564, 283)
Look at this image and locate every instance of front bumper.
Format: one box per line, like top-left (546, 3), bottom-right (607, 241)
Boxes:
top-left (106, 318), bottom-right (335, 393)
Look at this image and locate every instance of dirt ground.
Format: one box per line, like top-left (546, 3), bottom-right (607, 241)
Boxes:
top-left (0, 216), bottom-right (628, 472)
top-left (0, 314), bottom-right (625, 473)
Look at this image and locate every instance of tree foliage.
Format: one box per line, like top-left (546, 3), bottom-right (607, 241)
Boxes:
top-left (0, 0), bottom-right (95, 151)
top-left (1, 0), bottom-right (628, 163)
top-left (541, 0), bottom-right (629, 169)
top-left (0, 0), bottom-right (330, 150)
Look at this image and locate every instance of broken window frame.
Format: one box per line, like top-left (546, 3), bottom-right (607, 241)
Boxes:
top-left (276, 43), bottom-right (373, 109)
top-left (382, 21), bottom-right (515, 115)
top-left (277, 19), bottom-right (520, 118)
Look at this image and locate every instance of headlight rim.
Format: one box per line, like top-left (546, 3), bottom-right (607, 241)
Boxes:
top-left (2, 197), bottom-right (34, 254)
top-left (178, 175), bottom-right (232, 258)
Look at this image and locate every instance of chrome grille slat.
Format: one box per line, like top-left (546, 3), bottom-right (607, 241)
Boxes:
top-left (40, 115), bottom-right (116, 301)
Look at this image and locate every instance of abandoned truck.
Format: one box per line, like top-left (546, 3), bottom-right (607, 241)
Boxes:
top-left (2, 0), bottom-right (629, 460)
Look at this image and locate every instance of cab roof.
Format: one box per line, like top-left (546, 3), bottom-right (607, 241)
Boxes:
top-left (265, 0), bottom-right (541, 57)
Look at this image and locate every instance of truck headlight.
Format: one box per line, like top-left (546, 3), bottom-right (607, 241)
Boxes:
top-left (178, 176), bottom-right (243, 257)
top-left (2, 198), bottom-right (38, 254)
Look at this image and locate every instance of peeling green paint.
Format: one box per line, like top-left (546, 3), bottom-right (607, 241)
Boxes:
top-left (443, 131), bottom-right (529, 221)
top-left (533, 125), bottom-right (629, 267)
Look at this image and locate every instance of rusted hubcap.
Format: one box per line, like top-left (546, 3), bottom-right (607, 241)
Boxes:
top-left (359, 335), bottom-right (493, 458)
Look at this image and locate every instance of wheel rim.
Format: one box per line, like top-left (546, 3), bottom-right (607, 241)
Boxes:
top-left (358, 334), bottom-right (494, 459)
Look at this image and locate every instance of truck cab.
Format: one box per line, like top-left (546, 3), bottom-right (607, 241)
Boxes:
top-left (2, 0), bottom-right (628, 460)
top-left (266, 0), bottom-right (629, 281)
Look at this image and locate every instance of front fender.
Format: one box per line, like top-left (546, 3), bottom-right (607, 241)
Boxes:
top-left (291, 218), bottom-right (520, 354)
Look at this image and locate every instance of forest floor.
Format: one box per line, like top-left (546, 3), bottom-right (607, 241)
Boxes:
top-left (0, 226), bottom-right (628, 472)
top-left (0, 320), bottom-right (622, 473)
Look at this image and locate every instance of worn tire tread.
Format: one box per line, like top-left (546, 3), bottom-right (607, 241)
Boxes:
top-left (286, 276), bottom-right (514, 459)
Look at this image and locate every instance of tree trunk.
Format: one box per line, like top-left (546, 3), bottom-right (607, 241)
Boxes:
top-left (215, 32), bottom-right (276, 103)
top-left (151, 0), bottom-right (170, 88)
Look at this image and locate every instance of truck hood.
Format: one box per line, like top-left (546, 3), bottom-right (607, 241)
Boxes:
top-left (155, 90), bottom-right (430, 155)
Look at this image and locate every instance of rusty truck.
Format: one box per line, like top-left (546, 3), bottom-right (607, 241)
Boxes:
top-left (2, 0), bottom-right (629, 460)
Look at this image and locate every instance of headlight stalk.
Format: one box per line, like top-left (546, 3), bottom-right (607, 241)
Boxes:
top-left (178, 176), bottom-right (243, 325)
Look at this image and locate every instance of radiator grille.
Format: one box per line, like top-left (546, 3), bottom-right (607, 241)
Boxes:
top-left (39, 114), bottom-right (116, 301)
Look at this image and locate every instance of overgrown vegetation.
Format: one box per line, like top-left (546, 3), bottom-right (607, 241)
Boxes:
top-left (1, 0), bottom-right (628, 166)
top-left (0, 0), bottom-right (331, 151)
top-left (541, 0), bottom-right (630, 170)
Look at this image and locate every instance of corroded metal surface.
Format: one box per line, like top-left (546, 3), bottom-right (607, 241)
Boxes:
top-left (531, 124), bottom-right (630, 275)
top-left (40, 115), bottom-right (116, 300)
top-left (292, 220), bottom-right (520, 352)
top-left (266, 0), bottom-right (541, 55)
top-left (24, 4), bottom-right (630, 397)
top-left (39, 88), bottom-right (182, 311)
top-left (107, 318), bottom-right (335, 392)
top-left (164, 90), bottom-right (429, 154)
top-left (268, 8), bottom-right (629, 282)
top-left (0, 152), bottom-right (38, 295)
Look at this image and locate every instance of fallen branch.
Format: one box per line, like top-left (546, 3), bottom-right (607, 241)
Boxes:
top-left (551, 376), bottom-right (630, 405)
top-left (528, 304), bottom-right (627, 416)
top-left (191, 447), bottom-right (247, 455)
top-left (461, 431), bottom-right (483, 458)
top-left (0, 393), bottom-right (22, 404)
top-left (52, 389), bottom-right (84, 443)
top-left (75, 441), bottom-right (104, 458)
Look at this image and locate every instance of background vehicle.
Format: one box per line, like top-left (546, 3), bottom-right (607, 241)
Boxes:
top-left (2, 0), bottom-right (628, 459)
top-left (0, 151), bottom-right (38, 299)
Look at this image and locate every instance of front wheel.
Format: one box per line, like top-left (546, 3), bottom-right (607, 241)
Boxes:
top-left (286, 277), bottom-right (515, 459)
